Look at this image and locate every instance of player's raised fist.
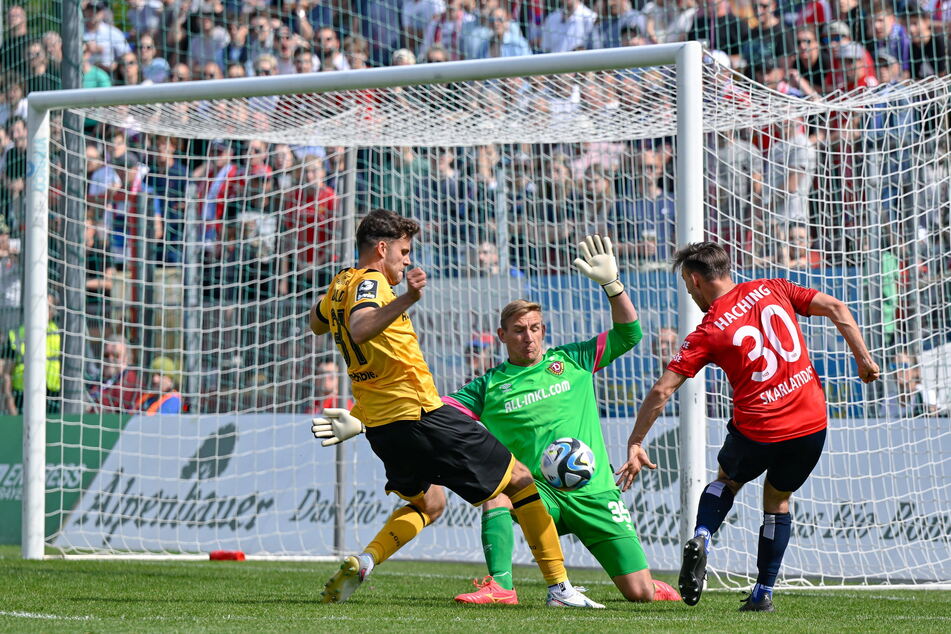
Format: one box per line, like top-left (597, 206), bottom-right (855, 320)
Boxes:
top-left (404, 267), bottom-right (427, 299)
top-left (572, 235), bottom-right (624, 297)
top-left (858, 359), bottom-right (881, 383)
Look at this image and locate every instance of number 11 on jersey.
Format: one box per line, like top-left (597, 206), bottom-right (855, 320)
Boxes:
top-left (330, 308), bottom-right (367, 368)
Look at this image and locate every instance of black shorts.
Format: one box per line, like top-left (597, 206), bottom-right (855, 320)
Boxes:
top-left (364, 404), bottom-right (514, 505)
top-left (717, 423), bottom-right (827, 492)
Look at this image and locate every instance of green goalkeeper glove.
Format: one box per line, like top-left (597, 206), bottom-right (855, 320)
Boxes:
top-left (311, 408), bottom-right (366, 446)
top-left (572, 235), bottom-right (624, 297)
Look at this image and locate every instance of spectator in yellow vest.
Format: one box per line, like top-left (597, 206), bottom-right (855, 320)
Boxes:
top-left (3, 292), bottom-right (60, 414)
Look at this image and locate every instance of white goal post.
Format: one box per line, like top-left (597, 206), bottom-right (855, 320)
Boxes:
top-left (24, 44), bottom-right (707, 561)
top-left (23, 43), bottom-right (951, 588)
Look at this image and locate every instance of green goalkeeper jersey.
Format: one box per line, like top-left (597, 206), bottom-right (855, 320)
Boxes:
top-left (445, 321), bottom-right (643, 497)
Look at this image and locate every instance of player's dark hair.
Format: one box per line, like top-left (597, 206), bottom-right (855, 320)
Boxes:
top-left (901, 4), bottom-right (929, 19)
top-left (671, 242), bottom-right (732, 281)
top-left (355, 209), bottom-right (420, 253)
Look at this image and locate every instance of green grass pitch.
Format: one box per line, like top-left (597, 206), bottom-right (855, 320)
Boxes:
top-left (1, 547), bottom-right (949, 632)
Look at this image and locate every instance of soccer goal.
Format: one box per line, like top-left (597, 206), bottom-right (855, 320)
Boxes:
top-left (24, 44), bottom-right (951, 588)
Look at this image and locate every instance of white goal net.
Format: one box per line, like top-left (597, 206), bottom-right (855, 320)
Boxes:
top-left (26, 47), bottom-right (950, 587)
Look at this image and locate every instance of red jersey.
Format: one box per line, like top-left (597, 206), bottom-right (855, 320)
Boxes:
top-left (667, 278), bottom-right (826, 442)
top-left (306, 395), bottom-right (354, 415)
top-left (795, 0), bottom-right (830, 24)
top-left (90, 369), bottom-right (142, 413)
top-left (284, 185), bottom-right (337, 265)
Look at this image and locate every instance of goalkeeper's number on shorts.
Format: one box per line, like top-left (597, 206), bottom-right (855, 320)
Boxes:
top-left (311, 408), bottom-right (365, 446)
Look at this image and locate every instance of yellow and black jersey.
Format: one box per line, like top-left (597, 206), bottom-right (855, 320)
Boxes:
top-left (316, 267), bottom-right (443, 427)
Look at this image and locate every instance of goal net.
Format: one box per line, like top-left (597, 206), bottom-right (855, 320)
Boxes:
top-left (26, 47), bottom-right (950, 587)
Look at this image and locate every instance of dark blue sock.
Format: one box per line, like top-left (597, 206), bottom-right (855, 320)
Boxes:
top-left (694, 481), bottom-right (736, 548)
top-left (755, 512), bottom-right (792, 597)
top-left (751, 582), bottom-right (772, 602)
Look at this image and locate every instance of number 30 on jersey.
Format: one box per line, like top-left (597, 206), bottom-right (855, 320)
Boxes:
top-left (732, 304), bottom-right (802, 382)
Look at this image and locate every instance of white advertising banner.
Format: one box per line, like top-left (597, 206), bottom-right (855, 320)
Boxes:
top-left (57, 413), bottom-right (950, 582)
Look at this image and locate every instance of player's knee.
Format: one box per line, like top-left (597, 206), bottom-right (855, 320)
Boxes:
top-left (623, 586), bottom-right (654, 603)
top-left (715, 476), bottom-right (742, 496)
top-left (617, 575), bottom-right (655, 602)
top-left (417, 487), bottom-right (446, 522)
top-left (763, 480), bottom-right (792, 514)
top-left (506, 461), bottom-right (534, 491)
top-left (425, 501), bottom-right (445, 522)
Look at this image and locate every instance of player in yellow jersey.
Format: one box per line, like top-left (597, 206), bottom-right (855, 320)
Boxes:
top-left (311, 209), bottom-right (602, 608)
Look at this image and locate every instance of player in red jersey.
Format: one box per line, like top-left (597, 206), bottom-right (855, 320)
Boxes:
top-left (616, 242), bottom-right (880, 612)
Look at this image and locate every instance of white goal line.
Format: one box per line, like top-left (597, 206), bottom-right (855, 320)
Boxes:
top-left (45, 555), bottom-right (951, 590)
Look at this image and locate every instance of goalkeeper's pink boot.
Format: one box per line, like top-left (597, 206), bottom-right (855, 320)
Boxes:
top-left (454, 576), bottom-right (519, 605)
top-left (652, 580), bottom-right (682, 601)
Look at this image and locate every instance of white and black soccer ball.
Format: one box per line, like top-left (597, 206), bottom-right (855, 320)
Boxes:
top-left (540, 437), bottom-right (595, 491)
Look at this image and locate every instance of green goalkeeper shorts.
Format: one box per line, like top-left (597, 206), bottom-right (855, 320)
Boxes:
top-left (534, 480), bottom-right (649, 578)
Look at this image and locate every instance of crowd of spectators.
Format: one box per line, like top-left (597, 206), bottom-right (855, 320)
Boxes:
top-left (0, 0), bottom-right (948, 416)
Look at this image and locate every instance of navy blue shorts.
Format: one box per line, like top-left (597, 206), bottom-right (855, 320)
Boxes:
top-left (717, 424), bottom-right (826, 492)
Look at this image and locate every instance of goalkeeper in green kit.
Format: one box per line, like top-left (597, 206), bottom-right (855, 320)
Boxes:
top-left (314, 236), bottom-right (679, 605)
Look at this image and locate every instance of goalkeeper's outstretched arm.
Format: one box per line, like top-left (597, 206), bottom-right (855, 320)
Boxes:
top-left (601, 293), bottom-right (642, 367)
top-left (607, 283), bottom-right (638, 324)
top-left (573, 234), bottom-right (638, 323)
top-left (573, 234), bottom-right (642, 365)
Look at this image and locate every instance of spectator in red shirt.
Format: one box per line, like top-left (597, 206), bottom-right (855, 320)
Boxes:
top-left (833, 42), bottom-right (878, 92)
top-left (797, 0), bottom-right (868, 42)
top-left (307, 359), bottom-right (352, 414)
top-left (88, 334), bottom-right (141, 412)
top-left (282, 155), bottom-right (337, 291)
top-left (821, 21), bottom-right (877, 92)
top-left (198, 139), bottom-right (241, 249)
top-left (829, 41), bottom-right (879, 91)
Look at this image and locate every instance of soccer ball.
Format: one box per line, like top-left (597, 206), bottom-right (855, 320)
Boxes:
top-left (540, 437), bottom-right (595, 491)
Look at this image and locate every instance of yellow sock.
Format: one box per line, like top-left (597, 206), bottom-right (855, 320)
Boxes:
top-left (363, 504), bottom-right (431, 565)
top-left (509, 483), bottom-right (567, 585)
